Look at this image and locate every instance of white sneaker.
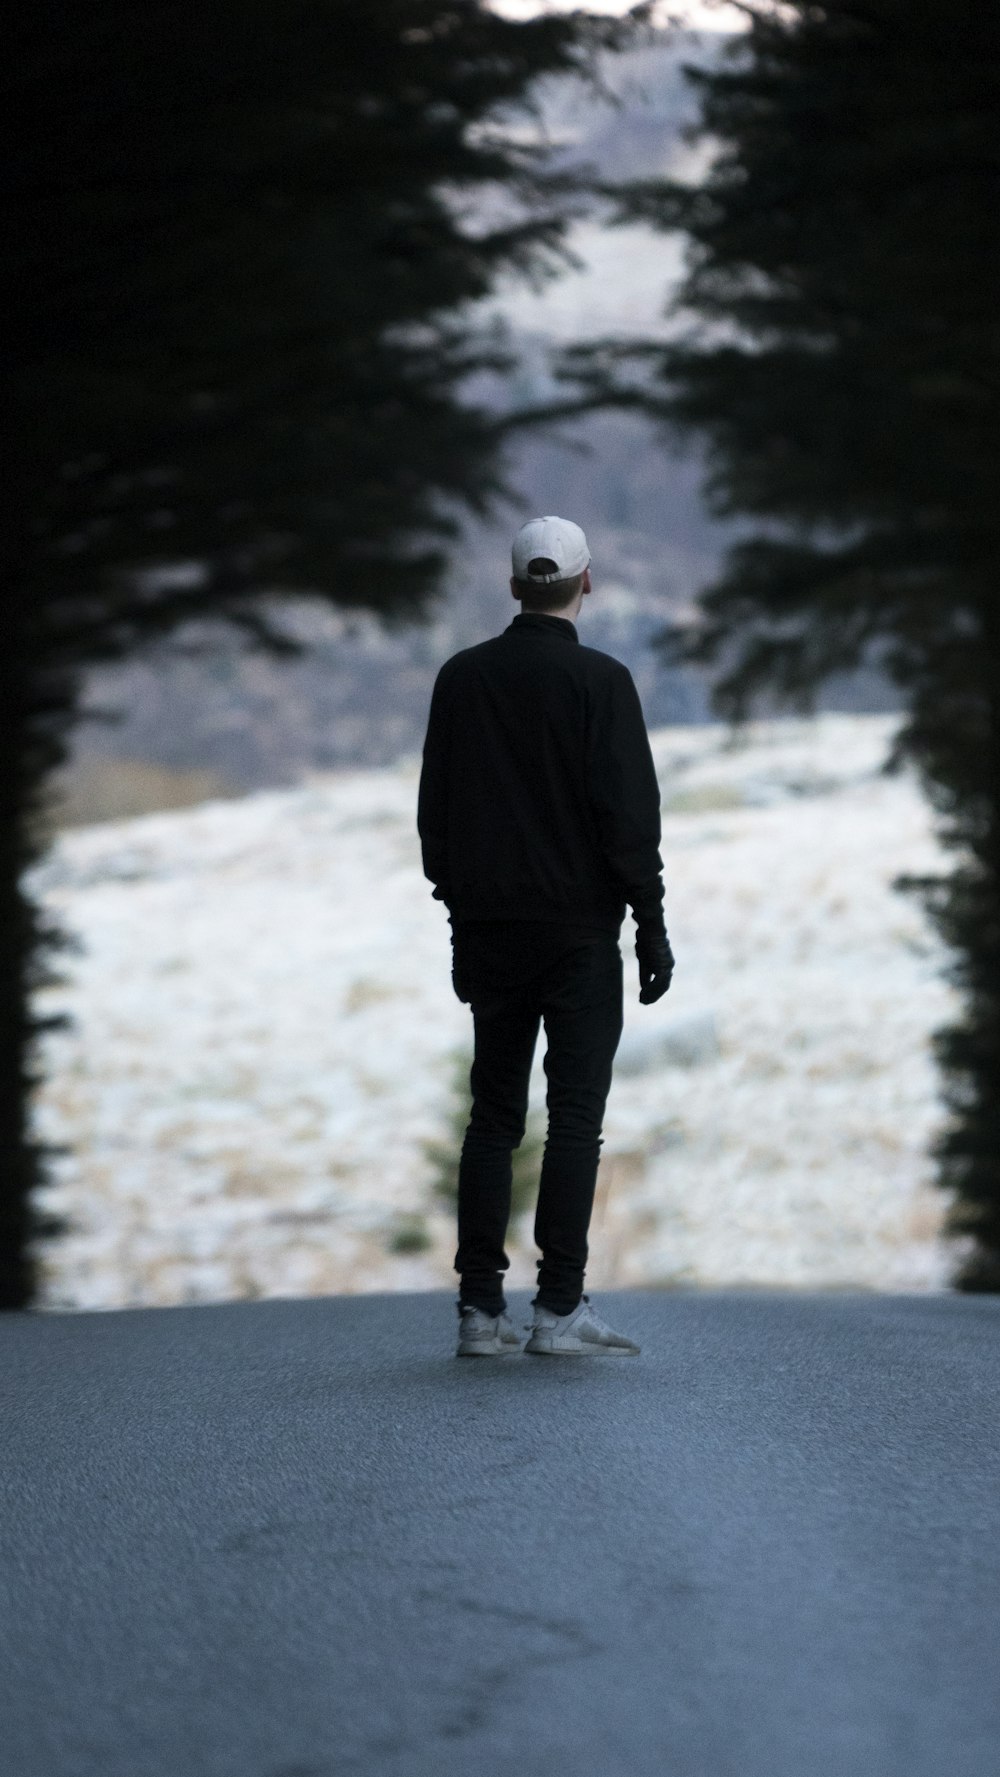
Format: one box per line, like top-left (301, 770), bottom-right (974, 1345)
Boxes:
top-left (524, 1295), bottom-right (641, 1356)
top-left (456, 1305), bottom-right (523, 1357)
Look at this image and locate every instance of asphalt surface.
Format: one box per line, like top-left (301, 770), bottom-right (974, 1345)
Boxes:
top-left (2, 1289), bottom-right (999, 1777)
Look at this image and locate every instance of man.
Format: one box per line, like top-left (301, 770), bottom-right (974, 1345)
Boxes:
top-left (417, 515), bottom-right (675, 1358)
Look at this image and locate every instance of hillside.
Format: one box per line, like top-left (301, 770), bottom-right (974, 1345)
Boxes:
top-left (28, 713), bottom-right (957, 1310)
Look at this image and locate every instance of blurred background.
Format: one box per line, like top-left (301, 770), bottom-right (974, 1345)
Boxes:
top-left (6, 0), bottom-right (996, 1309)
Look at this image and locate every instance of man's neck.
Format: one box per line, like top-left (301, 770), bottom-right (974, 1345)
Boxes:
top-left (517, 605), bottom-right (579, 624)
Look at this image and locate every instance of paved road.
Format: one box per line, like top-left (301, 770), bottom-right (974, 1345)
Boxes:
top-left (2, 1290), bottom-right (999, 1777)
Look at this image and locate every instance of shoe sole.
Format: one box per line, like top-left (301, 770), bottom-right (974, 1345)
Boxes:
top-left (524, 1339), bottom-right (639, 1357)
top-left (456, 1342), bottom-right (522, 1357)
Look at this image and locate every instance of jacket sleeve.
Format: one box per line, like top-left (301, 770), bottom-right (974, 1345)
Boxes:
top-left (417, 663), bottom-right (453, 905)
top-left (586, 664), bottom-right (666, 928)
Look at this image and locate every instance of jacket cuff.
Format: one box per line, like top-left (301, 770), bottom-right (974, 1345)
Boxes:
top-left (629, 882), bottom-right (666, 930)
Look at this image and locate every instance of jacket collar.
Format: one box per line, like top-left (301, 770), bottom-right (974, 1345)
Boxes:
top-left (509, 611), bottom-right (579, 644)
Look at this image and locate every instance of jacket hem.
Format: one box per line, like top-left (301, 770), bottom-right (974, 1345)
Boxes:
top-left (449, 898), bottom-right (624, 933)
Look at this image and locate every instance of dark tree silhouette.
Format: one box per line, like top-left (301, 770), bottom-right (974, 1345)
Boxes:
top-left (1, 0), bottom-right (639, 1306)
top-left (562, 0), bottom-right (1000, 1285)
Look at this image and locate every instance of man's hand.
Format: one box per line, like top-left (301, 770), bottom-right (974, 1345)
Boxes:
top-left (635, 926), bottom-right (675, 1005)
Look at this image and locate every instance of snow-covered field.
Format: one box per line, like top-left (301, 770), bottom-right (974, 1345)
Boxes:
top-left (28, 713), bottom-right (958, 1311)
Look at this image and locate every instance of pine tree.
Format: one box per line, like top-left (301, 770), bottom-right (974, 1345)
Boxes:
top-left (1, 0), bottom-right (637, 1306)
top-left (565, 0), bottom-right (1000, 1284)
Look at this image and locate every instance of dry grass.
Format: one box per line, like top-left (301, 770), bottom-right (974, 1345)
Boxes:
top-left (40, 758), bottom-right (237, 833)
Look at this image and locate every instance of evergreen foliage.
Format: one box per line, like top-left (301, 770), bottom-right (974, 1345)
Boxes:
top-left (1, 0), bottom-right (638, 1306)
top-left (563, 0), bottom-right (1000, 1285)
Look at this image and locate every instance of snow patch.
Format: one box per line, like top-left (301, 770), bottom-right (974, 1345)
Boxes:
top-left (27, 713), bottom-right (957, 1309)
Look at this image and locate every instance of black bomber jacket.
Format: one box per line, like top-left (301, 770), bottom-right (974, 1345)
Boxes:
top-left (417, 611), bottom-right (666, 933)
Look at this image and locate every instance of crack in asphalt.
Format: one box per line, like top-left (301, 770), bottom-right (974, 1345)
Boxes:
top-left (416, 1590), bottom-right (604, 1746)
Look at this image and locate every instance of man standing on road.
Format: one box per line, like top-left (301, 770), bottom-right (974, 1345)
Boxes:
top-left (418, 516), bottom-right (674, 1358)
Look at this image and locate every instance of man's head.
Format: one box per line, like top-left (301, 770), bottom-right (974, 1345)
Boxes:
top-left (510, 515), bottom-right (591, 617)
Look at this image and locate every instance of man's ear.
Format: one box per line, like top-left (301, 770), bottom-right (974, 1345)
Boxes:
top-left (581, 567), bottom-right (592, 596)
top-left (510, 576), bottom-right (522, 602)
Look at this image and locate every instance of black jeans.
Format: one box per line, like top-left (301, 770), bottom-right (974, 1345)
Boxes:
top-left (452, 920), bottom-right (624, 1318)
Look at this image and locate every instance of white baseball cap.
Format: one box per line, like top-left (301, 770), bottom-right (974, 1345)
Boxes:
top-left (511, 515), bottom-right (590, 584)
